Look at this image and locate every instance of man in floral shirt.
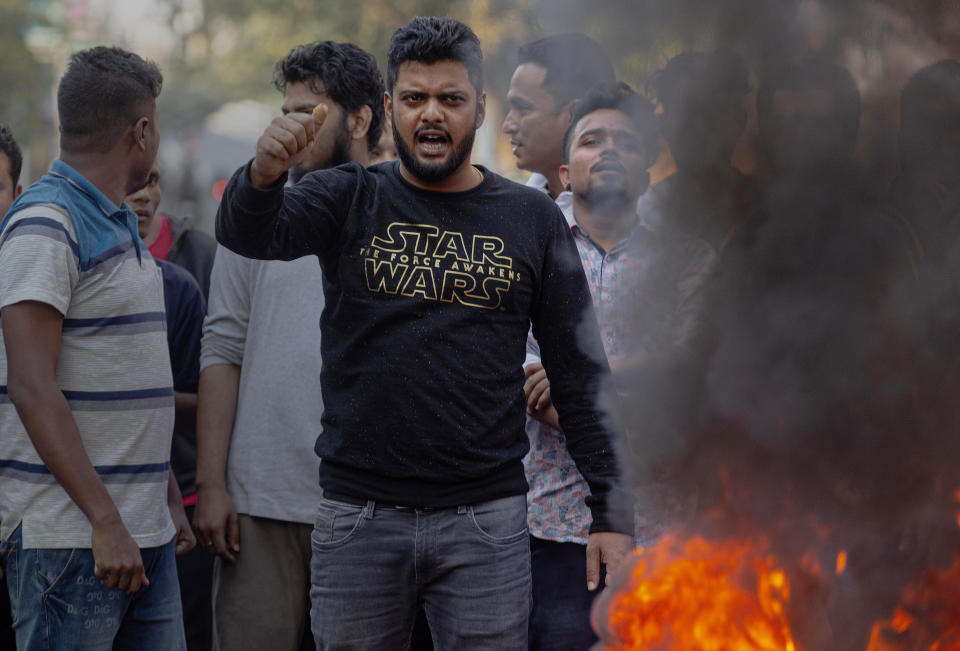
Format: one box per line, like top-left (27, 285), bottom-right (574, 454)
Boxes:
top-left (522, 81), bottom-right (717, 649)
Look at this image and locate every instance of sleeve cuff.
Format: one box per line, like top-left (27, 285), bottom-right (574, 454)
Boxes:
top-left (587, 491), bottom-right (635, 536)
top-left (233, 160), bottom-right (288, 214)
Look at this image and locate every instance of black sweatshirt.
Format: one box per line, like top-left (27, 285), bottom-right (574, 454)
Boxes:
top-left (216, 160), bottom-right (630, 534)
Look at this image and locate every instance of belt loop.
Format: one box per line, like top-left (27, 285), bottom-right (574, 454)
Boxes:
top-left (364, 500), bottom-right (376, 519)
top-left (457, 505), bottom-right (467, 515)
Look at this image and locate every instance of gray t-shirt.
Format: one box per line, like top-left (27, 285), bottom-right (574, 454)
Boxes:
top-left (0, 201), bottom-right (175, 549)
top-left (200, 245), bottom-right (324, 524)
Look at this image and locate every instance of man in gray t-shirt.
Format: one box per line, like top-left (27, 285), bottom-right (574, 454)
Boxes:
top-left (0, 47), bottom-right (193, 651)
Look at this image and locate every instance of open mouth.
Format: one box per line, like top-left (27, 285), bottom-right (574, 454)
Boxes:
top-left (417, 131), bottom-right (450, 156)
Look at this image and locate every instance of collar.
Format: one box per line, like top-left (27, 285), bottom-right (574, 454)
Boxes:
top-left (49, 159), bottom-right (129, 219)
top-left (559, 190), bottom-right (645, 253)
top-left (47, 159), bottom-right (142, 260)
top-left (525, 172), bottom-right (550, 193)
top-left (569, 211), bottom-right (646, 256)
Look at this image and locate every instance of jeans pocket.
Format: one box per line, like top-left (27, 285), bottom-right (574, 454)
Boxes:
top-left (36, 548), bottom-right (80, 597)
top-left (468, 495), bottom-right (529, 544)
top-left (311, 498), bottom-right (366, 548)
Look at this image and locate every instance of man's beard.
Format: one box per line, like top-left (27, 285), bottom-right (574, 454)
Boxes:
top-left (290, 115), bottom-right (351, 183)
top-left (582, 185), bottom-right (633, 214)
top-left (393, 111), bottom-right (476, 183)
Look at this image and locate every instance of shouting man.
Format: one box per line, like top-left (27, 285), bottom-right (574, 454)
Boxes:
top-left (215, 17), bottom-right (632, 649)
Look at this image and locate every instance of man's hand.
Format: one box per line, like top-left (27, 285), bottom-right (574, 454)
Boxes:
top-left (523, 362), bottom-right (550, 409)
top-left (250, 108), bottom-right (326, 188)
top-left (170, 501), bottom-right (196, 557)
top-left (91, 517), bottom-right (149, 594)
top-left (193, 484), bottom-right (240, 563)
top-left (167, 468), bottom-right (196, 556)
top-left (585, 532), bottom-right (634, 591)
top-left (524, 362), bottom-right (561, 430)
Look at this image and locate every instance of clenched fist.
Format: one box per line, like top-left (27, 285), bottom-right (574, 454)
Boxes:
top-left (249, 104), bottom-right (328, 188)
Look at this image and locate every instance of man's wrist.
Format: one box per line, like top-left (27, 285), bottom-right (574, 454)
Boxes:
top-left (194, 476), bottom-right (227, 492)
top-left (89, 508), bottom-right (124, 529)
top-left (249, 160), bottom-right (281, 189)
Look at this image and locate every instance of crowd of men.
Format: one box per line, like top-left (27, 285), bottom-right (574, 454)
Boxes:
top-left (0, 12), bottom-right (957, 651)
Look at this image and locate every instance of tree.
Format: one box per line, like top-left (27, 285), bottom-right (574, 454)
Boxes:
top-left (0, 0), bottom-right (54, 181)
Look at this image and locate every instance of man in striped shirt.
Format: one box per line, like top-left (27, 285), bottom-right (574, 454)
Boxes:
top-left (0, 47), bottom-right (192, 650)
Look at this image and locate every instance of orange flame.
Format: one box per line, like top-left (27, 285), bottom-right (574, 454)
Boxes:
top-left (953, 490), bottom-right (960, 530)
top-left (866, 560), bottom-right (960, 651)
top-left (836, 550), bottom-right (848, 575)
top-left (599, 534), bottom-right (797, 651)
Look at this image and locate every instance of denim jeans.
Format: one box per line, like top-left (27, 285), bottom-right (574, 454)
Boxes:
top-left (0, 525), bottom-right (186, 651)
top-left (309, 494), bottom-right (531, 650)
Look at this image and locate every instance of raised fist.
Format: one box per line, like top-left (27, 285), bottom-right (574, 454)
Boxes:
top-left (249, 104), bottom-right (328, 188)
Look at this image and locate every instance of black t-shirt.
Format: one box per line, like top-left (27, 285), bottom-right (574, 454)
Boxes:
top-left (217, 160), bottom-right (629, 533)
top-left (156, 258), bottom-right (206, 495)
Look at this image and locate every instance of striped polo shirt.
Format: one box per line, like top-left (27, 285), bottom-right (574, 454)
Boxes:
top-left (0, 159), bottom-right (175, 550)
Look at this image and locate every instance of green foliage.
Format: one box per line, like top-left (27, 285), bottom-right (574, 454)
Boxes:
top-left (0, 0), bottom-right (54, 179)
top-left (3, 0), bottom-right (954, 171)
top-left (158, 0), bottom-right (541, 136)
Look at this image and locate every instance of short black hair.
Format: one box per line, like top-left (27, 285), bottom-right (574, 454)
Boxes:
top-left (517, 34), bottom-right (615, 109)
top-left (562, 81), bottom-right (659, 167)
top-left (387, 17), bottom-right (483, 94)
top-left (0, 124), bottom-right (22, 187)
top-left (757, 57), bottom-right (861, 151)
top-left (274, 41), bottom-right (385, 152)
top-left (901, 59), bottom-right (960, 128)
top-left (57, 46), bottom-right (162, 154)
top-left (647, 50), bottom-right (750, 111)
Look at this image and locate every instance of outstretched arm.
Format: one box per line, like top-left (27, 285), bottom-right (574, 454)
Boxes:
top-left (216, 106), bottom-right (354, 263)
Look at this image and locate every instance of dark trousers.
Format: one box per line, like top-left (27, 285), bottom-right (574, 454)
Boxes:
top-left (528, 536), bottom-right (598, 651)
top-left (0, 572), bottom-right (13, 649)
top-left (179, 504), bottom-right (214, 651)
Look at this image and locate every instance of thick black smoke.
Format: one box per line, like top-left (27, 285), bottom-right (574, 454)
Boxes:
top-left (540, 0), bottom-right (960, 647)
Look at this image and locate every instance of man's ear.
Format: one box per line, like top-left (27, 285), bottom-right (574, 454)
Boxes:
top-left (348, 105), bottom-right (374, 142)
top-left (558, 100), bottom-right (576, 128)
top-left (475, 92), bottom-right (486, 129)
top-left (559, 164), bottom-right (570, 189)
top-left (132, 117), bottom-right (150, 152)
top-left (383, 91), bottom-right (392, 118)
top-left (13, 184), bottom-right (22, 200)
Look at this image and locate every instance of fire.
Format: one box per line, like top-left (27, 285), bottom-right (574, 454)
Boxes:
top-left (953, 489), bottom-right (960, 530)
top-left (597, 534), bottom-right (797, 651)
top-left (866, 560), bottom-right (960, 651)
top-left (594, 486), bottom-right (960, 649)
top-left (836, 550), bottom-right (848, 575)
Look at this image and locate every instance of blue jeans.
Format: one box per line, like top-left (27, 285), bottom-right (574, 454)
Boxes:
top-left (0, 525), bottom-right (185, 651)
top-left (528, 537), bottom-right (598, 651)
top-left (309, 494), bottom-right (531, 650)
